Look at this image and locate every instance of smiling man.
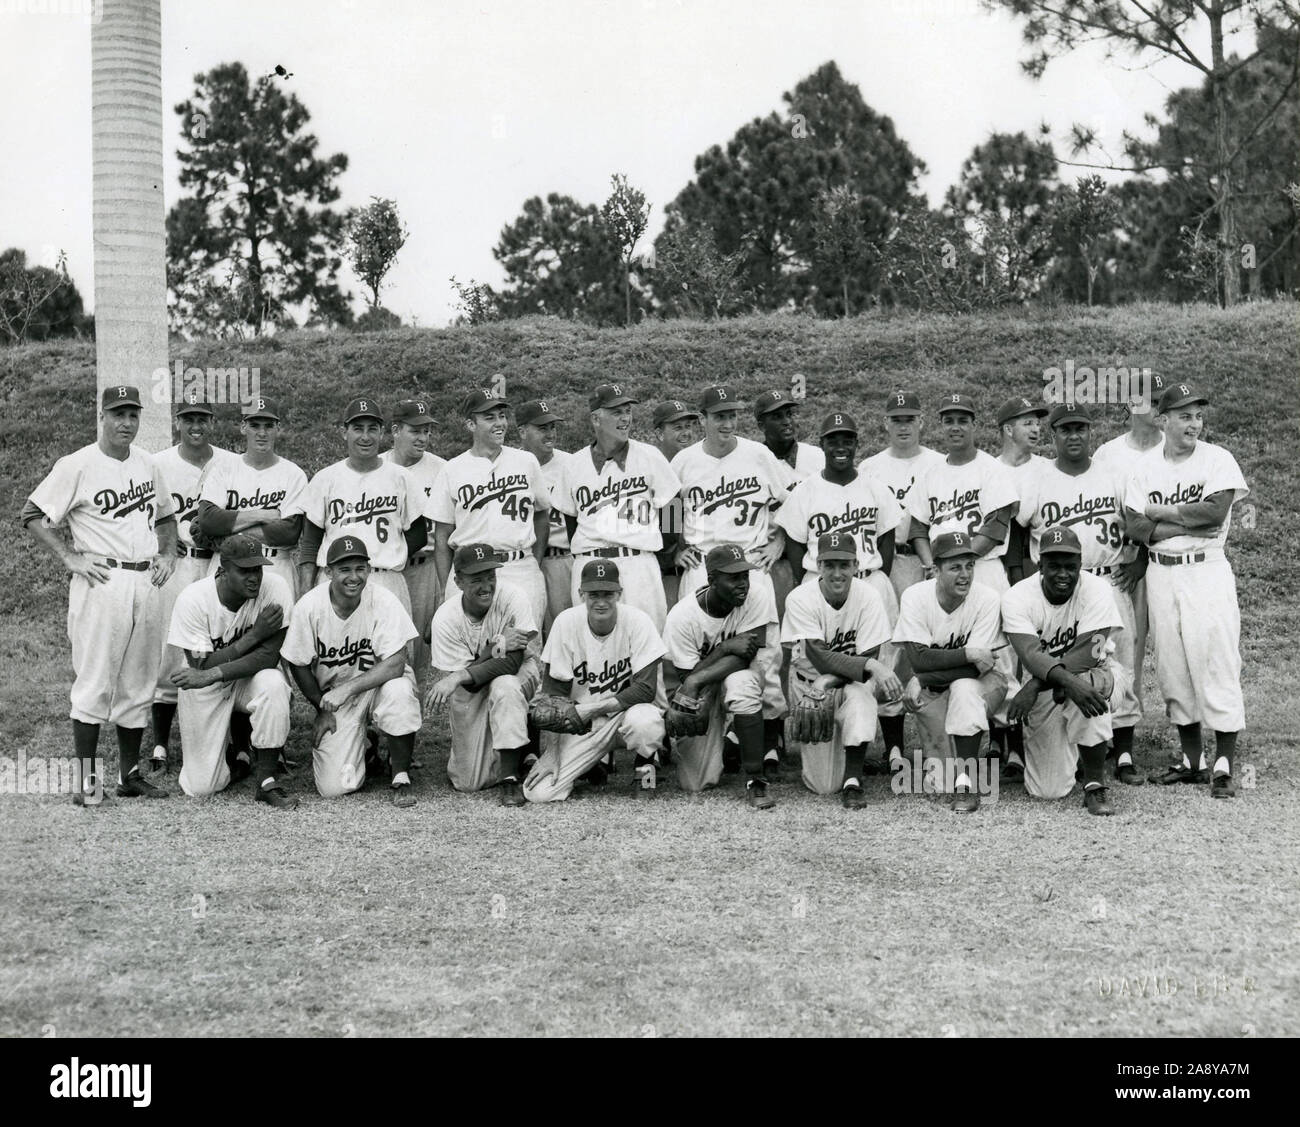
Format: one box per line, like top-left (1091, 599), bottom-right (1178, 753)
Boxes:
top-left (996, 395), bottom-right (1051, 586)
top-left (515, 398), bottom-right (573, 634)
top-left (651, 399), bottom-right (701, 608)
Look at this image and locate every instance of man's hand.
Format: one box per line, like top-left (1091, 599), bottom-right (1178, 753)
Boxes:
top-left (150, 554), bottom-right (177, 588)
top-left (1006, 680), bottom-right (1041, 724)
top-left (1059, 672), bottom-right (1109, 718)
top-left (754, 535), bottom-right (784, 570)
top-left (251, 603), bottom-right (285, 641)
top-left (1115, 558), bottom-right (1144, 594)
top-left (902, 676), bottom-right (924, 713)
top-left (64, 552), bottom-right (111, 586)
top-left (493, 626), bottom-right (533, 655)
top-left (1144, 502), bottom-right (1179, 523)
top-left (921, 563), bottom-right (938, 580)
top-left (675, 545), bottom-right (703, 570)
top-left (319, 685), bottom-right (352, 713)
top-left (170, 665), bottom-right (221, 691)
top-left (721, 633), bottom-right (761, 661)
top-left (425, 671), bottom-right (465, 712)
top-left (866, 658), bottom-right (904, 703)
top-left (312, 709), bottom-right (337, 746)
top-left (964, 646), bottom-right (997, 675)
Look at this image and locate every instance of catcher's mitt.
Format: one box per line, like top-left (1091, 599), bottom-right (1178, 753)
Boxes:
top-left (665, 689), bottom-right (709, 738)
top-left (789, 685), bottom-right (835, 744)
top-left (1052, 665), bottom-right (1115, 704)
top-left (528, 694), bottom-right (590, 735)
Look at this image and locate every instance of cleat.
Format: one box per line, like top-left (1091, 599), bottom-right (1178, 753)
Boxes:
top-left (1084, 785), bottom-right (1114, 816)
top-left (390, 781), bottom-right (417, 808)
top-left (763, 756), bottom-right (783, 783)
top-left (951, 788), bottom-right (980, 814)
top-left (500, 779), bottom-right (526, 808)
top-left (581, 762), bottom-right (608, 788)
top-left (634, 764), bottom-right (657, 799)
top-left (840, 783), bottom-right (868, 810)
top-left (1003, 759), bottom-right (1025, 782)
top-left (1114, 762), bottom-right (1145, 786)
top-left (1210, 773), bottom-right (1238, 799)
top-left (256, 784), bottom-right (299, 810)
top-left (226, 747), bottom-right (252, 784)
top-left (116, 772), bottom-right (169, 799)
top-left (746, 779), bottom-right (775, 810)
top-left (148, 745), bottom-right (169, 777)
top-left (1149, 764), bottom-right (1208, 785)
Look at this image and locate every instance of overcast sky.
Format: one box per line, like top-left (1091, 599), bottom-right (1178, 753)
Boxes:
top-left (1, 0), bottom-right (1235, 326)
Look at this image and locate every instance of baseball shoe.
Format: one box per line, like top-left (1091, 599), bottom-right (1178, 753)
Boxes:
top-left (580, 762), bottom-right (608, 788)
top-left (391, 781), bottom-right (417, 808)
top-left (722, 731), bottom-right (741, 774)
top-left (746, 779), bottom-right (775, 810)
top-left (1003, 758), bottom-right (1025, 782)
top-left (148, 745), bottom-right (169, 778)
top-left (499, 779), bottom-right (526, 808)
top-left (255, 783), bottom-right (299, 810)
top-left (951, 788), bottom-right (980, 814)
top-left (521, 752), bottom-right (539, 777)
top-left (116, 771), bottom-right (169, 799)
top-left (840, 783), bottom-right (868, 810)
top-left (634, 763), bottom-right (657, 799)
top-left (1083, 785), bottom-right (1115, 816)
top-left (763, 755), bottom-right (783, 783)
top-left (226, 747), bottom-right (252, 784)
top-left (1113, 761), bottom-right (1145, 786)
top-left (1149, 764), bottom-right (1209, 785)
top-left (1210, 772), bottom-right (1238, 799)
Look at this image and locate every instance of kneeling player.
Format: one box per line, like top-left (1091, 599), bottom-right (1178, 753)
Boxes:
top-left (167, 534), bottom-right (295, 808)
top-left (893, 531), bottom-right (1011, 813)
top-left (282, 536), bottom-right (422, 805)
top-left (523, 560), bottom-right (666, 802)
top-left (1002, 526), bottom-right (1130, 816)
top-left (662, 544), bottom-right (781, 809)
top-left (426, 543), bottom-right (541, 805)
top-left (781, 532), bottom-right (900, 808)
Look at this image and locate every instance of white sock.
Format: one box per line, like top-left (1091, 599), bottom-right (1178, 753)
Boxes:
top-left (261, 777), bottom-right (277, 790)
top-left (1007, 752), bottom-right (1025, 768)
top-left (955, 772), bottom-right (972, 792)
top-left (1199, 752), bottom-right (1208, 771)
top-left (1117, 752), bottom-right (1133, 767)
top-left (843, 776), bottom-right (860, 790)
top-left (392, 771), bottom-right (410, 787)
top-left (764, 749), bottom-right (779, 763)
top-left (1213, 756), bottom-right (1230, 777)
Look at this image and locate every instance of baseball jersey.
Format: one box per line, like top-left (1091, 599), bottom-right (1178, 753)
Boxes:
top-left (775, 472), bottom-right (903, 573)
top-left (894, 579), bottom-right (1006, 654)
top-left (542, 604), bottom-right (665, 702)
top-left (198, 453), bottom-right (310, 531)
top-left (28, 443), bottom-right (175, 560)
top-left (383, 450), bottom-right (447, 553)
top-left (287, 459), bottom-right (417, 570)
top-left (663, 581), bottom-right (779, 672)
top-left (1124, 441), bottom-right (1249, 554)
top-left (1002, 571), bottom-right (1122, 661)
top-left (772, 441), bottom-right (825, 484)
top-left (1092, 433), bottom-right (1162, 480)
top-left (671, 437), bottom-right (790, 555)
top-left (907, 450), bottom-right (1019, 559)
top-left (428, 446), bottom-right (549, 552)
top-left (537, 449), bottom-right (573, 553)
top-left (281, 582), bottom-right (418, 689)
top-left (555, 441), bottom-right (681, 555)
top-left (156, 445), bottom-right (235, 548)
top-left (168, 571), bottom-right (293, 655)
top-left (860, 446), bottom-right (943, 545)
top-left (1017, 460), bottom-right (1131, 567)
top-left (781, 577), bottom-right (892, 681)
top-left (428, 579), bottom-right (539, 671)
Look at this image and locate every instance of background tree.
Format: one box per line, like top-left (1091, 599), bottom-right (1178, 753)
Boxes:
top-left (167, 61), bottom-right (352, 337)
top-left (650, 224), bottom-right (750, 318)
top-left (449, 276), bottom-right (502, 325)
top-left (810, 185), bottom-right (873, 316)
top-left (600, 174), bottom-right (651, 326)
top-left (0, 249), bottom-right (88, 344)
top-left (347, 196), bottom-right (408, 316)
top-left (1051, 175), bottom-right (1120, 305)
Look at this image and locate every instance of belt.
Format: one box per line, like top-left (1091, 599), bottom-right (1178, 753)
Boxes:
top-left (1152, 549), bottom-right (1217, 566)
top-left (895, 543), bottom-right (916, 556)
top-left (179, 545), bottom-right (214, 560)
top-left (544, 547), bottom-right (571, 559)
top-left (855, 567), bottom-right (876, 579)
top-left (101, 558), bottom-right (150, 572)
top-left (496, 549), bottom-right (528, 562)
top-left (261, 546), bottom-right (288, 559)
top-left (1085, 565), bottom-right (1115, 577)
top-left (584, 547), bottom-right (648, 558)
top-left (408, 553), bottom-right (435, 567)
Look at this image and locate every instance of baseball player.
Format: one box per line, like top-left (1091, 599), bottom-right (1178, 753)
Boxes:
top-left (515, 398), bottom-right (573, 634)
top-left (554, 383), bottom-right (681, 632)
top-left (781, 532), bottom-right (899, 806)
top-left (1124, 383), bottom-right (1249, 797)
top-left (996, 396), bottom-right (1051, 585)
top-left (193, 396), bottom-right (308, 604)
top-left (287, 397), bottom-right (423, 612)
top-left (430, 388), bottom-right (551, 629)
top-left (1002, 525), bottom-right (1130, 815)
top-left (755, 388), bottom-right (823, 614)
top-left (777, 410), bottom-right (907, 766)
top-left (166, 533), bottom-right (295, 807)
top-left (1016, 403), bottom-right (1144, 784)
top-left (282, 536), bottom-right (422, 805)
top-left (426, 543), bottom-right (541, 805)
top-left (662, 544), bottom-right (782, 809)
top-left (147, 390), bottom-right (235, 775)
top-left (522, 560), bottom-right (666, 802)
top-left (382, 397), bottom-right (447, 676)
top-left (893, 531), bottom-right (1013, 812)
top-left (651, 399), bottom-right (701, 608)
top-left (22, 384), bottom-right (177, 800)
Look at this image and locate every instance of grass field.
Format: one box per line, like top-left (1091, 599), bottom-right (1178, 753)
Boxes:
top-left (2, 302), bottom-right (1298, 1037)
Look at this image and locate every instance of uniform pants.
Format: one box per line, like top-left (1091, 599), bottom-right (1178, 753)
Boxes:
top-left (672, 667), bottom-right (763, 793)
top-left (313, 669), bottom-right (422, 798)
top-left (787, 672), bottom-right (880, 795)
top-left (800, 568), bottom-right (903, 718)
top-left (154, 554), bottom-right (212, 705)
top-left (1101, 575), bottom-right (1142, 729)
top-left (403, 553), bottom-right (442, 681)
top-left (541, 551), bottom-right (573, 636)
top-left (67, 568), bottom-right (160, 730)
top-left (446, 657), bottom-right (541, 792)
top-left (177, 667), bottom-right (292, 796)
top-left (1023, 660), bottom-right (1129, 799)
top-left (910, 672), bottom-right (1008, 760)
top-left (523, 703), bottom-right (664, 802)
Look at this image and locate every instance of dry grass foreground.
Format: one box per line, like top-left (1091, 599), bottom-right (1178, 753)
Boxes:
top-left (1, 302), bottom-right (1297, 1037)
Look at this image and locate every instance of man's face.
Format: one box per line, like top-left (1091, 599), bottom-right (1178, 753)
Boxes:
top-left (935, 555), bottom-right (975, 601)
top-left (175, 410), bottom-right (212, 451)
top-left (655, 416), bottom-right (697, 454)
top-left (1003, 415), bottom-right (1041, 450)
top-left (821, 430), bottom-right (858, 472)
top-left (710, 568), bottom-right (750, 608)
top-left (591, 403), bottom-right (633, 446)
top-left (392, 421), bottom-right (432, 458)
top-left (329, 559), bottom-right (371, 599)
top-left (818, 557), bottom-right (856, 599)
top-left (224, 560), bottom-right (265, 601)
top-left (1039, 553), bottom-right (1081, 601)
top-left (101, 406), bottom-right (140, 448)
top-left (468, 407), bottom-right (509, 449)
top-left (762, 405), bottom-right (798, 446)
top-left (884, 412), bottom-right (921, 449)
top-left (1159, 404), bottom-right (1204, 454)
top-left (703, 408), bottom-right (739, 445)
top-left (459, 567), bottom-right (498, 615)
top-left (344, 419), bottom-right (384, 460)
top-left (939, 410), bottom-right (975, 454)
top-left (241, 417), bottom-right (279, 454)
top-left (519, 420), bottom-right (559, 460)
top-left (582, 586), bottom-right (620, 630)
top-left (1052, 420), bottom-right (1091, 460)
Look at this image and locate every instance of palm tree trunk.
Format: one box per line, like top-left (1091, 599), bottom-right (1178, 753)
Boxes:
top-left (1209, 1), bottom-right (1241, 307)
top-left (92, 0), bottom-right (169, 451)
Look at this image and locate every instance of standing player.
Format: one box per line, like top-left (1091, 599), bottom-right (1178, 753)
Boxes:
top-left (996, 396), bottom-right (1050, 585)
top-left (288, 397), bottom-right (423, 612)
top-left (430, 388), bottom-right (551, 628)
top-left (148, 391), bottom-right (235, 774)
top-left (662, 544), bottom-right (781, 809)
top-left (554, 383), bottom-right (681, 632)
top-left (1124, 384), bottom-right (1249, 797)
top-left (781, 533), bottom-right (898, 806)
top-left (22, 385), bottom-right (177, 800)
top-left (166, 534), bottom-right (294, 807)
top-left (523, 560), bottom-right (666, 802)
top-left (282, 537), bottom-right (422, 805)
top-left (651, 400), bottom-right (701, 608)
top-left (1003, 526), bottom-right (1129, 815)
top-left (1016, 403), bottom-right (1144, 784)
top-left (426, 544), bottom-right (541, 805)
top-left (515, 398), bottom-right (573, 633)
top-left (755, 388), bottom-right (823, 614)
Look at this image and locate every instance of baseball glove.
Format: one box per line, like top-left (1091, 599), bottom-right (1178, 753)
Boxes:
top-left (528, 694), bottom-right (590, 735)
top-left (665, 689), bottom-right (709, 738)
top-left (790, 685), bottom-right (835, 744)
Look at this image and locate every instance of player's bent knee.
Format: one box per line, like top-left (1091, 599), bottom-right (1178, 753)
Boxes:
top-left (623, 703), bottom-right (666, 746)
top-left (722, 670), bottom-right (762, 714)
top-left (487, 674), bottom-right (525, 704)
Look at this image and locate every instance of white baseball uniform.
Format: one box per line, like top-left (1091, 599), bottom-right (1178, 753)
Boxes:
top-left (28, 444), bottom-right (175, 730)
top-left (537, 448), bottom-right (575, 634)
top-left (781, 578), bottom-right (892, 794)
top-left (428, 579), bottom-right (542, 792)
top-left (1124, 441), bottom-right (1248, 731)
top-left (773, 441), bottom-right (825, 483)
top-left (383, 449), bottom-right (448, 672)
top-left (167, 572), bottom-right (293, 797)
top-left (281, 582), bottom-right (421, 797)
top-left (523, 604), bottom-right (667, 802)
top-left (860, 446), bottom-right (943, 599)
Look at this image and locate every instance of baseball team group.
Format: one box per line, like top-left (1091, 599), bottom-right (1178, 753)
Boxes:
top-left (22, 369), bottom-right (1249, 816)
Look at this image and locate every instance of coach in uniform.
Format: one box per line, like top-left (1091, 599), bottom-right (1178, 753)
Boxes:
top-left (650, 399), bottom-right (700, 608)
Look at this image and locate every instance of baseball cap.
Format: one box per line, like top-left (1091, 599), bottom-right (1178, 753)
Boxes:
top-left (932, 530), bottom-right (978, 560)
top-left (1157, 382), bottom-right (1208, 414)
top-left (391, 398), bottom-right (432, 424)
top-left (219, 533), bottom-right (269, 568)
top-left (462, 387), bottom-right (508, 416)
top-left (516, 399), bottom-right (561, 427)
top-left (997, 395), bottom-right (1049, 426)
top-left (652, 400), bottom-right (699, 427)
top-left (819, 410), bottom-right (858, 436)
top-left (452, 543), bottom-right (503, 575)
top-left (326, 535), bottom-right (370, 566)
top-left (704, 544), bottom-right (756, 574)
top-left (753, 389), bottom-right (796, 418)
top-left (588, 383), bottom-right (637, 411)
top-left (175, 388), bottom-right (215, 416)
top-left (884, 390), bottom-right (922, 417)
top-left (1048, 402), bottom-right (1093, 428)
top-left (817, 531), bottom-right (859, 562)
top-left (1039, 525), bottom-right (1083, 556)
top-left (242, 396), bottom-right (281, 421)
top-left (343, 397), bottom-right (384, 424)
top-left (936, 392), bottom-right (976, 416)
top-left (699, 385), bottom-right (743, 414)
top-left (101, 385), bottom-right (143, 410)
top-left (579, 559), bottom-right (622, 592)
